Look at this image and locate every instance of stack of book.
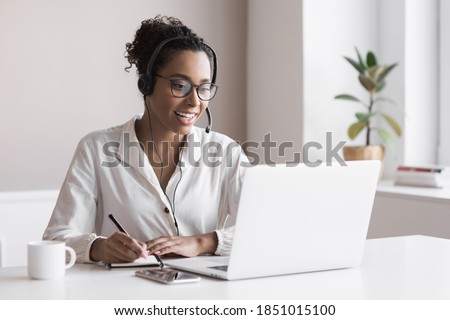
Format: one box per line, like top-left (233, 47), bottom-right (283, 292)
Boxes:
top-left (394, 165), bottom-right (450, 188)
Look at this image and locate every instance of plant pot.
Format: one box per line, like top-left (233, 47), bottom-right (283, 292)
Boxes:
top-left (343, 145), bottom-right (384, 179)
top-left (343, 145), bottom-right (385, 161)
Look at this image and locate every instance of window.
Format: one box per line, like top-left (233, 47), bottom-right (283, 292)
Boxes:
top-left (439, 0), bottom-right (450, 165)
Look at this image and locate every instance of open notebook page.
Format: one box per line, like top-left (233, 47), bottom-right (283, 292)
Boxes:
top-left (106, 255), bottom-right (159, 269)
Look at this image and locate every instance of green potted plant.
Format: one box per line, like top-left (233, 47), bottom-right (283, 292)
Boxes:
top-left (334, 47), bottom-right (402, 161)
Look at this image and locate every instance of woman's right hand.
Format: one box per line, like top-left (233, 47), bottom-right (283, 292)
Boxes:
top-left (89, 232), bottom-right (148, 263)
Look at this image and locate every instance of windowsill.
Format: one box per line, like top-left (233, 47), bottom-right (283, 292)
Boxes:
top-left (377, 180), bottom-right (450, 204)
top-left (0, 189), bottom-right (59, 203)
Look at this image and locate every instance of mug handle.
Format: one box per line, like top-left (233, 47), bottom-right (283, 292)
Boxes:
top-left (65, 246), bottom-right (76, 269)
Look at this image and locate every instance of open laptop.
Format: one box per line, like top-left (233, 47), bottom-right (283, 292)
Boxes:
top-left (167, 160), bottom-right (381, 280)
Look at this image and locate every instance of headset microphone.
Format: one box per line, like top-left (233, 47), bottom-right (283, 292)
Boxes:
top-left (205, 107), bottom-right (212, 133)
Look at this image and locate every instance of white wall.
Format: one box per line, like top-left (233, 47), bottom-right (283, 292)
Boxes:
top-left (246, 0), bottom-right (303, 164)
top-left (0, 190), bottom-right (58, 266)
top-left (303, 0), bottom-right (378, 163)
top-left (0, 0), bottom-right (247, 191)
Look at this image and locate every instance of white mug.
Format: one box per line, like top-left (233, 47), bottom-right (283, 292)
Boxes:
top-left (27, 240), bottom-right (76, 280)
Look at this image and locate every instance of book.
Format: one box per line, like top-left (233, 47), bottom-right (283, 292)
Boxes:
top-left (397, 165), bottom-right (445, 174)
top-left (394, 165), bottom-right (450, 188)
top-left (106, 255), bottom-right (160, 269)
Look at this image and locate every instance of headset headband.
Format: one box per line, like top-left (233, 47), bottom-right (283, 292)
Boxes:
top-left (145, 37), bottom-right (217, 84)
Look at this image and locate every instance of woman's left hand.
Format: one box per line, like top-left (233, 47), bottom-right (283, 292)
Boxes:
top-left (146, 232), bottom-right (218, 257)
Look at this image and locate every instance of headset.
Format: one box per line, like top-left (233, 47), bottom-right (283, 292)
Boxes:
top-left (137, 36), bottom-right (217, 133)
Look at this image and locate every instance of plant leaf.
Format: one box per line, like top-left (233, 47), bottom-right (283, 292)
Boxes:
top-left (334, 94), bottom-right (362, 103)
top-left (381, 113), bottom-right (402, 136)
top-left (376, 127), bottom-right (395, 151)
top-left (367, 65), bottom-right (380, 79)
top-left (377, 63), bottom-right (398, 82)
top-left (375, 80), bottom-right (386, 92)
top-left (358, 74), bottom-right (377, 92)
top-left (355, 112), bottom-right (375, 121)
top-left (355, 47), bottom-right (366, 71)
top-left (374, 96), bottom-right (397, 105)
top-left (344, 56), bottom-right (365, 74)
top-left (366, 51), bottom-right (377, 67)
top-left (348, 121), bottom-right (368, 140)
top-left (376, 66), bottom-right (387, 81)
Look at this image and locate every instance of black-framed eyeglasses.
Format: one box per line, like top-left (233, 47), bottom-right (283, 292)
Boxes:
top-left (154, 74), bottom-right (218, 101)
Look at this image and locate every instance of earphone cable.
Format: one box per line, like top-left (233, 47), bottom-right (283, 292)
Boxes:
top-left (145, 101), bottom-right (181, 236)
top-left (172, 148), bottom-right (183, 220)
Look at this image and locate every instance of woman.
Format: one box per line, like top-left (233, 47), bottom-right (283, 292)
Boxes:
top-left (43, 16), bottom-right (247, 264)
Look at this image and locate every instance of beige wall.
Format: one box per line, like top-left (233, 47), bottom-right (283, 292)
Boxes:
top-left (246, 0), bottom-right (303, 163)
top-left (0, 0), bottom-right (247, 191)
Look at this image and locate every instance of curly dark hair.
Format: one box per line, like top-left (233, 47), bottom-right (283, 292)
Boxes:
top-left (124, 15), bottom-right (215, 77)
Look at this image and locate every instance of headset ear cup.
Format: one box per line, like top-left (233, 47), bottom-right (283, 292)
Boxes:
top-left (138, 73), bottom-right (153, 96)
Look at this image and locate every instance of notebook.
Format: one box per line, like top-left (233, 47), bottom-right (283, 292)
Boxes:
top-left (167, 160), bottom-right (381, 280)
top-left (106, 255), bottom-right (159, 269)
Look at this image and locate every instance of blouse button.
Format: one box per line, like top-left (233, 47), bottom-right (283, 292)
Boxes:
top-left (164, 207), bottom-right (170, 213)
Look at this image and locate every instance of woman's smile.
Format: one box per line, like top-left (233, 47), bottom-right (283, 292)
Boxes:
top-left (174, 111), bottom-right (197, 125)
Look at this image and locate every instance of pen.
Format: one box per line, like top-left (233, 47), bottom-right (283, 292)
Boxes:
top-left (108, 213), bottom-right (164, 269)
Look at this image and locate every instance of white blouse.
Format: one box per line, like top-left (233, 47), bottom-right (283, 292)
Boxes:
top-left (43, 115), bottom-right (248, 263)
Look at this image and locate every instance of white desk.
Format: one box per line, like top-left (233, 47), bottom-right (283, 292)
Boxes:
top-left (1, 235), bottom-right (450, 299)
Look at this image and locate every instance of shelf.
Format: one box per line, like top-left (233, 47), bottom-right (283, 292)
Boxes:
top-left (377, 180), bottom-right (450, 204)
